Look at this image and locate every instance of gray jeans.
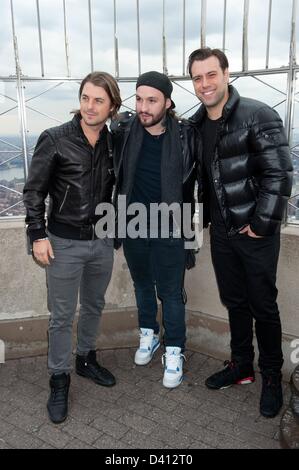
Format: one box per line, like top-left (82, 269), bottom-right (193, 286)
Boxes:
top-left (46, 232), bottom-right (114, 375)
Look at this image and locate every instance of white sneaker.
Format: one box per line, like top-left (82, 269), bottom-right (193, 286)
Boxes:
top-left (134, 328), bottom-right (160, 366)
top-left (162, 346), bottom-right (185, 388)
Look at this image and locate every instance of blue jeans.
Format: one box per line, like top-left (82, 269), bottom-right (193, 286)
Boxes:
top-left (123, 237), bottom-right (186, 350)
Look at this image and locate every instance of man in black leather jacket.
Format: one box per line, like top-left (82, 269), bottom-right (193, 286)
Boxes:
top-left (188, 47), bottom-right (293, 418)
top-left (23, 72), bottom-right (121, 424)
top-left (112, 71), bottom-right (201, 389)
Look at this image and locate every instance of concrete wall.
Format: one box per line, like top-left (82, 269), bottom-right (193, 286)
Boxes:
top-left (0, 219), bottom-right (139, 357)
top-left (0, 220), bottom-right (298, 376)
top-left (0, 220), bottom-right (136, 320)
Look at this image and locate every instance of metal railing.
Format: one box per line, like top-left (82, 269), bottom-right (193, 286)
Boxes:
top-left (0, 0), bottom-right (298, 222)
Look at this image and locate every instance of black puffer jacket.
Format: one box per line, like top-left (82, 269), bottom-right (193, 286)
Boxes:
top-left (189, 85), bottom-right (293, 236)
top-left (23, 114), bottom-right (114, 242)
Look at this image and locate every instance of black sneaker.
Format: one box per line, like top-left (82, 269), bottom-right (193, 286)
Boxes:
top-left (260, 371), bottom-right (283, 418)
top-left (47, 373), bottom-right (70, 424)
top-left (205, 360), bottom-right (255, 390)
top-left (76, 350), bottom-right (116, 387)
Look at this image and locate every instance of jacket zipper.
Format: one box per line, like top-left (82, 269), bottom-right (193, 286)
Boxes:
top-left (248, 177), bottom-right (258, 201)
top-left (183, 161), bottom-right (196, 184)
top-left (89, 145), bottom-right (96, 231)
top-left (211, 129), bottom-right (229, 232)
top-left (59, 184), bottom-right (70, 213)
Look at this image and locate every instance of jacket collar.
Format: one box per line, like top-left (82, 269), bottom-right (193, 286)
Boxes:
top-left (189, 85), bottom-right (240, 125)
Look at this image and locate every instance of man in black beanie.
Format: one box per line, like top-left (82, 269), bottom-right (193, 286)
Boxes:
top-left (112, 71), bottom-right (201, 388)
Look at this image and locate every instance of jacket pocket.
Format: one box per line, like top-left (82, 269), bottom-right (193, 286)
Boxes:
top-left (48, 232), bottom-right (72, 249)
top-left (261, 129), bottom-right (281, 144)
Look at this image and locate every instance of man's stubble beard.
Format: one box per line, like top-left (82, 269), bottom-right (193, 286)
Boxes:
top-left (138, 109), bottom-right (167, 128)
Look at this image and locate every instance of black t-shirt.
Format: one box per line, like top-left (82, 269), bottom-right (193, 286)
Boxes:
top-left (202, 116), bottom-right (227, 234)
top-left (130, 128), bottom-right (164, 207)
top-left (129, 129), bottom-right (164, 235)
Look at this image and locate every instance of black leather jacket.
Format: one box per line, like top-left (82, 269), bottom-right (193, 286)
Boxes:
top-left (111, 112), bottom-right (202, 209)
top-left (23, 114), bottom-right (114, 242)
top-left (189, 85), bottom-right (293, 236)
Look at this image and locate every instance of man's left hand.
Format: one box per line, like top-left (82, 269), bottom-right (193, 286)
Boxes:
top-left (239, 225), bottom-right (263, 238)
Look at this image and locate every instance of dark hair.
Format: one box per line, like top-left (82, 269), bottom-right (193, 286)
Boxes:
top-left (187, 48), bottom-right (229, 77)
top-left (77, 71), bottom-right (121, 119)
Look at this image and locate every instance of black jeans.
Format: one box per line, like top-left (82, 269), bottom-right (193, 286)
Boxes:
top-left (123, 237), bottom-right (186, 350)
top-left (210, 228), bottom-right (283, 372)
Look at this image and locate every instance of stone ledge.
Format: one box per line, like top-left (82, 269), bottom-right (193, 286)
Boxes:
top-left (1, 309), bottom-right (297, 379)
top-left (280, 407), bottom-right (299, 449)
top-left (0, 308), bottom-right (139, 360)
top-left (291, 364), bottom-right (299, 395)
top-left (290, 365), bottom-right (299, 420)
top-left (280, 365), bottom-right (299, 449)
top-left (186, 310), bottom-right (297, 379)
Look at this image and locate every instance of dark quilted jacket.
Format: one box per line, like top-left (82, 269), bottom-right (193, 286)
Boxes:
top-left (189, 85), bottom-right (293, 236)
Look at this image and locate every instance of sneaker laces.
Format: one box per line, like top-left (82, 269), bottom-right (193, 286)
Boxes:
top-left (162, 352), bottom-right (186, 369)
top-left (262, 373), bottom-right (281, 388)
top-left (51, 383), bottom-right (68, 404)
top-left (223, 360), bottom-right (236, 369)
top-left (139, 332), bottom-right (153, 350)
top-left (261, 375), bottom-right (282, 408)
top-left (212, 360), bottom-right (237, 379)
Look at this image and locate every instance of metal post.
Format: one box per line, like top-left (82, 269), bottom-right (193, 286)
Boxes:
top-left (201, 0), bottom-right (206, 48)
top-left (285, 0), bottom-right (297, 143)
top-left (242, 0), bottom-right (249, 72)
top-left (88, 0), bottom-right (94, 72)
top-left (182, 0), bottom-right (186, 75)
top-left (285, 0), bottom-right (297, 224)
top-left (63, 0), bottom-right (71, 77)
top-left (162, 0), bottom-right (168, 74)
top-left (10, 0), bottom-right (17, 73)
top-left (17, 83), bottom-right (30, 180)
top-left (113, 0), bottom-right (119, 78)
top-left (10, 0), bottom-right (29, 180)
top-left (222, 0), bottom-right (227, 52)
top-left (266, 0), bottom-right (272, 69)
top-left (136, 0), bottom-right (141, 76)
top-left (36, 0), bottom-right (45, 77)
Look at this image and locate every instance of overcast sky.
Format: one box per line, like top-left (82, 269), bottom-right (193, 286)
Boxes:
top-left (0, 0), bottom-right (298, 135)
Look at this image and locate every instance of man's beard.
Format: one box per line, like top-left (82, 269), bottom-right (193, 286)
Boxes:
top-left (138, 109), bottom-right (167, 128)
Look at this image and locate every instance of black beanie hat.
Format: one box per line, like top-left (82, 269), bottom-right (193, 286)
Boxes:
top-left (136, 71), bottom-right (175, 109)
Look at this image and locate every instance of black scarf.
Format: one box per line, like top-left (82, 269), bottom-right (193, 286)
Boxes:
top-left (120, 114), bottom-right (183, 205)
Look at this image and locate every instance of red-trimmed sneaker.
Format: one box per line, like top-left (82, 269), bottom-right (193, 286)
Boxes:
top-left (205, 360), bottom-right (255, 390)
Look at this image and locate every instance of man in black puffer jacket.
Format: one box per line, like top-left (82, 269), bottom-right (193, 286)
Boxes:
top-left (23, 72), bottom-right (121, 424)
top-left (188, 48), bottom-right (293, 418)
top-left (112, 71), bottom-right (201, 389)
